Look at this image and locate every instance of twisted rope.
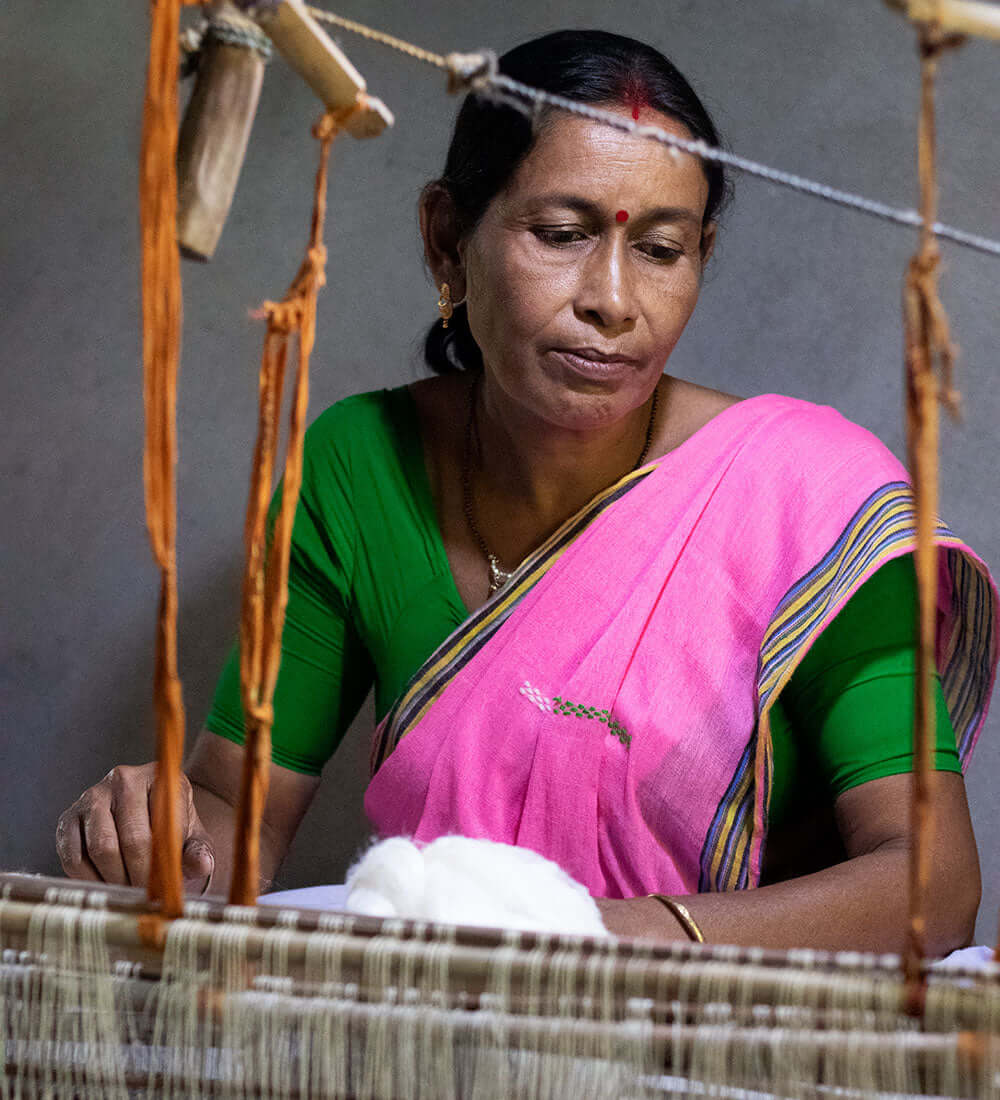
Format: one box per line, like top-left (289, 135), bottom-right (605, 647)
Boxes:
top-left (303, 7), bottom-right (451, 70)
top-left (181, 14), bottom-right (274, 66)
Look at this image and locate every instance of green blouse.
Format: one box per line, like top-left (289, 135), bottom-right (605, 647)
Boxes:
top-left (206, 387), bottom-right (960, 832)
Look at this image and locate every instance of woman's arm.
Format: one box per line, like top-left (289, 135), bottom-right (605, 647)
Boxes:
top-left (596, 771), bottom-right (980, 954)
top-left (56, 729), bottom-right (320, 896)
top-left (186, 729), bottom-right (321, 893)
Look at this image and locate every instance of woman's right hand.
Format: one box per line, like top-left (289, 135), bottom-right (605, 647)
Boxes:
top-left (56, 763), bottom-right (216, 894)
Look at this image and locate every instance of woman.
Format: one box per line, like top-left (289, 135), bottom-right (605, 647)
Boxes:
top-left (56, 30), bottom-right (994, 953)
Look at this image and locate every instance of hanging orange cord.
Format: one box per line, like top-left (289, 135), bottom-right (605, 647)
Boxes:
top-left (141, 0), bottom-right (201, 922)
top-left (901, 21), bottom-right (964, 1016)
top-left (228, 103), bottom-right (364, 907)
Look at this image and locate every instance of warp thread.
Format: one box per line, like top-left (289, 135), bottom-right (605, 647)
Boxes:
top-left (2, 880), bottom-right (998, 1097)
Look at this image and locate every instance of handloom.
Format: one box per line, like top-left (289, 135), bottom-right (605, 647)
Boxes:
top-left (3, 1), bottom-right (1000, 1096)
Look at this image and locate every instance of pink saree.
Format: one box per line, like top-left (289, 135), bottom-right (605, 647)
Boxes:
top-left (364, 395), bottom-right (997, 899)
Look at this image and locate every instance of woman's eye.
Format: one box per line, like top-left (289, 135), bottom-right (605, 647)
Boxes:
top-left (636, 241), bottom-right (683, 263)
top-left (533, 227), bottom-right (587, 246)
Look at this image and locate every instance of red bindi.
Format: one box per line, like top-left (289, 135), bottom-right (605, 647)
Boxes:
top-left (616, 209), bottom-right (629, 223)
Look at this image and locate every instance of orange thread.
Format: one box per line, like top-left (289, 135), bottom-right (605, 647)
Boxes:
top-left (136, 912), bottom-right (169, 951)
top-left (901, 24), bottom-right (963, 1014)
top-left (228, 101), bottom-right (365, 906)
top-left (140, 0), bottom-right (189, 921)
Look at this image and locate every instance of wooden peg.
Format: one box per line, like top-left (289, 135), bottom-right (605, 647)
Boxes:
top-left (176, 2), bottom-right (267, 260)
top-left (242, 0), bottom-right (394, 136)
top-left (888, 0), bottom-right (1000, 40)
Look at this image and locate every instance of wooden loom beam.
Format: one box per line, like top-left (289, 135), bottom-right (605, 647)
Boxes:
top-left (3, 1022), bottom-right (989, 1096)
top-left (243, 0), bottom-right (393, 134)
top-left (3, 874), bottom-right (996, 1020)
top-left (4, 869), bottom-right (997, 1093)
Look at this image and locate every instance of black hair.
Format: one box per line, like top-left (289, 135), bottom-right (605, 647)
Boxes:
top-left (424, 29), bottom-right (730, 374)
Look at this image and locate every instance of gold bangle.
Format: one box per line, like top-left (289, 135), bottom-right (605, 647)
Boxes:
top-left (647, 894), bottom-right (705, 943)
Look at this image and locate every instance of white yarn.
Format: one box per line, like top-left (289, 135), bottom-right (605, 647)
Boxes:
top-left (344, 836), bottom-right (610, 937)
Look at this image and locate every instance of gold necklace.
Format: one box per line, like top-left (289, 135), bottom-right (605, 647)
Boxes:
top-left (462, 379), bottom-right (659, 596)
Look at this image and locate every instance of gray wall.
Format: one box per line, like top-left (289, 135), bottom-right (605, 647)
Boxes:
top-left (2, 1), bottom-right (998, 942)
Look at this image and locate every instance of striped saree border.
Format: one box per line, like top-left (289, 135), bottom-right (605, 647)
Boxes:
top-left (756, 485), bottom-right (962, 703)
top-left (941, 550), bottom-right (996, 760)
top-left (369, 464), bottom-right (657, 776)
top-left (696, 739), bottom-right (762, 893)
top-left (698, 482), bottom-right (994, 894)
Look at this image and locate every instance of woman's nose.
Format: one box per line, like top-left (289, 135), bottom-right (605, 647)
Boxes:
top-left (574, 238), bottom-right (636, 334)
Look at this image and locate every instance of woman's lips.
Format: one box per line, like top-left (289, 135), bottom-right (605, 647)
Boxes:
top-left (549, 348), bottom-right (637, 381)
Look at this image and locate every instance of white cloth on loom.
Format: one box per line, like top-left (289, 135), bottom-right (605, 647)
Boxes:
top-left (931, 944), bottom-right (997, 970)
top-left (259, 836), bottom-right (609, 936)
top-left (258, 882), bottom-right (351, 910)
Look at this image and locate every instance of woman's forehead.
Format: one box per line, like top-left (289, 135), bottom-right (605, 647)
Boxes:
top-left (504, 108), bottom-right (709, 213)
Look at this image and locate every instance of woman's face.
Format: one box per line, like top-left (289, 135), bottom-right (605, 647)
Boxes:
top-left (460, 106), bottom-right (713, 431)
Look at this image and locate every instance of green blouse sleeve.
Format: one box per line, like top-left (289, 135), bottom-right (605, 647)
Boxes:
top-left (770, 554), bottom-right (960, 818)
top-left (204, 404), bottom-right (375, 776)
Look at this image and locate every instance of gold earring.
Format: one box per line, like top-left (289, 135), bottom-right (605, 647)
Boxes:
top-left (437, 283), bottom-right (453, 329)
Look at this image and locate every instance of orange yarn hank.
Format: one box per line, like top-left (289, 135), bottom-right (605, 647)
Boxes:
top-left (228, 106), bottom-right (363, 907)
top-left (901, 25), bottom-right (964, 1014)
top-left (141, 0), bottom-right (201, 922)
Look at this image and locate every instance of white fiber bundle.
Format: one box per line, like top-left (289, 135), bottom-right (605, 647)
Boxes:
top-left (345, 836), bottom-right (609, 937)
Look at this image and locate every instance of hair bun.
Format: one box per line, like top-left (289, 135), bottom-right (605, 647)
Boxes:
top-left (423, 302), bottom-right (483, 374)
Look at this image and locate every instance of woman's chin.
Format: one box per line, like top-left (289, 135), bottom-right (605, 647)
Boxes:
top-left (485, 359), bottom-right (653, 433)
